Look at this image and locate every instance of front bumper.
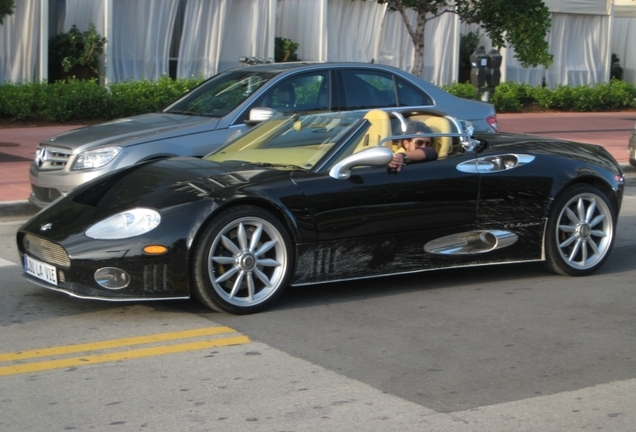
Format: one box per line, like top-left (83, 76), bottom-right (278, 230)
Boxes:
top-left (29, 161), bottom-right (112, 208)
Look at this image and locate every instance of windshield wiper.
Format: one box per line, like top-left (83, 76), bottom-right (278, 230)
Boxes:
top-left (164, 109), bottom-right (202, 116)
top-left (244, 162), bottom-right (308, 171)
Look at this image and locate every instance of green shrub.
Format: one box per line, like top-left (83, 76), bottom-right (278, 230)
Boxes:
top-left (0, 81), bottom-right (47, 120)
top-left (490, 82), bottom-right (523, 112)
top-left (0, 76), bottom-right (633, 121)
top-left (442, 82), bottom-right (481, 100)
top-left (447, 80), bottom-right (636, 113)
top-left (49, 23), bottom-right (107, 82)
top-left (108, 75), bottom-right (203, 119)
top-left (275, 37), bottom-right (300, 62)
top-left (43, 78), bottom-right (110, 121)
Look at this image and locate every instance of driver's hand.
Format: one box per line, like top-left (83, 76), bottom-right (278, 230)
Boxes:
top-left (388, 153), bottom-right (405, 172)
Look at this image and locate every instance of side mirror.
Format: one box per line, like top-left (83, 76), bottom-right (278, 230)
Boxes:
top-left (246, 107), bottom-right (277, 125)
top-left (329, 147), bottom-right (394, 180)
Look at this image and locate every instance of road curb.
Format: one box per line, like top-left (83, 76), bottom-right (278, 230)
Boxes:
top-left (0, 200), bottom-right (39, 218)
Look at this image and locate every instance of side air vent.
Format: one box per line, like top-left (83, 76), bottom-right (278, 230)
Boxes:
top-left (425, 230), bottom-right (518, 255)
top-left (143, 264), bottom-right (168, 292)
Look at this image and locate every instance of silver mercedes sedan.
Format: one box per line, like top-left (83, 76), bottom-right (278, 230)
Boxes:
top-left (29, 62), bottom-right (498, 208)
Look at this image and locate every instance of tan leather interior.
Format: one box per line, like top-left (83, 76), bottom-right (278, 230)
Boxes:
top-left (354, 109), bottom-right (392, 153)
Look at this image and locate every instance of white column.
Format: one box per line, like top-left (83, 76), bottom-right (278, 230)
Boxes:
top-left (104, 0), bottom-right (113, 84)
top-left (605, 1), bottom-right (614, 83)
top-left (318, 0), bottom-right (327, 61)
top-left (39, 0), bottom-right (48, 81)
top-left (450, 10), bottom-right (459, 84)
top-left (268, 0), bottom-right (276, 60)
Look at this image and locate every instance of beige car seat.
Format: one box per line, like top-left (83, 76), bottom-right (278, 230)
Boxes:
top-left (354, 109), bottom-right (391, 153)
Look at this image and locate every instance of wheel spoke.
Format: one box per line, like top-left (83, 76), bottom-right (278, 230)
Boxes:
top-left (565, 207), bottom-right (580, 225)
top-left (580, 240), bottom-right (588, 263)
top-left (249, 224), bottom-right (263, 251)
top-left (221, 234), bottom-right (240, 255)
top-left (591, 229), bottom-right (607, 238)
top-left (256, 257), bottom-right (280, 267)
top-left (211, 256), bottom-right (236, 265)
top-left (253, 267), bottom-right (273, 287)
top-left (558, 224), bottom-right (576, 233)
top-left (237, 223), bottom-right (248, 250)
top-left (559, 234), bottom-right (577, 248)
top-left (588, 214), bottom-right (605, 228)
top-left (246, 274), bottom-right (256, 301)
top-left (567, 238), bottom-right (582, 262)
top-left (584, 199), bottom-right (597, 223)
top-left (588, 237), bottom-right (600, 255)
top-left (228, 271), bottom-right (245, 299)
top-left (215, 265), bottom-right (239, 283)
top-left (576, 197), bottom-right (586, 221)
top-left (255, 239), bottom-right (277, 257)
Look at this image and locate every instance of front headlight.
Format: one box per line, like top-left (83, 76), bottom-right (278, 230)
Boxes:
top-left (86, 208), bottom-right (161, 240)
top-left (73, 146), bottom-right (122, 170)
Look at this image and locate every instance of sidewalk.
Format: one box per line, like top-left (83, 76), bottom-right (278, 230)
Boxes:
top-left (0, 112), bottom-right (634, 215)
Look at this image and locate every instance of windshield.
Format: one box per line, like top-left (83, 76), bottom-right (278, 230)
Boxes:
top-left (205, 112), bottom-right (366, 170)
top-left (163, 70), bottom-right (276, 117)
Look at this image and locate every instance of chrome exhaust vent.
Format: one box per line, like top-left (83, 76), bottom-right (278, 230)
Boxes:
top-left (425, 230), bottom-right (518, 255)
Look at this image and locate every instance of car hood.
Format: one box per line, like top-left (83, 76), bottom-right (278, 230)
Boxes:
top-left (22, 157), bottom-right (298, 243)
top-left (41, 113), bottom-right (220, 150)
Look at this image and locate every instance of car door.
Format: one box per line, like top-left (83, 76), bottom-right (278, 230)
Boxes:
top-left (294, 154), bottom-right (480, 243)
top-left (290, 154), bottom-right (479, 282)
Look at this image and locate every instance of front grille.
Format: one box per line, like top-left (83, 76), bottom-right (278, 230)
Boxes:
top-left (22, 233), bottom-right (71, 268)
top-left (143, 264), bottom-right (168, 292)
top-left (35, 145), bottom-right (72, 171)
top-left (31, 185), bottom-right (62, 204)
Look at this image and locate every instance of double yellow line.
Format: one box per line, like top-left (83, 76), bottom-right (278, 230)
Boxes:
top-left (0, 326), bottom-right (250, 376)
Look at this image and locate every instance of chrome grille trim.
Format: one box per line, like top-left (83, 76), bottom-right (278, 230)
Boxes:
top-left (35, 145), bottom-right (72, 171)
top-left (22, 234), bottom-right (71, 268)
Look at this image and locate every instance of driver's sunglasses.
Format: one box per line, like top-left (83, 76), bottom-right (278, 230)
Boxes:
top-left (413, 139), bottom-right (432, 146)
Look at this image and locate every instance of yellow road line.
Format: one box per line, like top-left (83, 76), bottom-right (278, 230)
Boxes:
top-left (0, 335), bottom-right (250, 376)
top-left (0, 326), bottom-right (238, 362)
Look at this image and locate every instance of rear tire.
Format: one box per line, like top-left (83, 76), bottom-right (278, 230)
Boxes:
top-left (191, 205), bottom-right (293, 314)
top-left (544, 184), bottom-right (616, 276)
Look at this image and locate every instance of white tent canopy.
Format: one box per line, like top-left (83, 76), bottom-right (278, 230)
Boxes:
top-left (0, 0), bottom-right (634, 87)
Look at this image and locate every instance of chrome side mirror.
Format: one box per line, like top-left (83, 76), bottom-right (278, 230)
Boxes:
top-left (246, 107), bottom-right (277, 125)
top-left (329, 147), bottom-right (394, 180)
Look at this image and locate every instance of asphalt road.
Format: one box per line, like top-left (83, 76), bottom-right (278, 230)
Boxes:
top-left (0, 188), bottom-right (635, 431)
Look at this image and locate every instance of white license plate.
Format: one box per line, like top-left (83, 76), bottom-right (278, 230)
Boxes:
top-left (24, 255), bottom-right (58, 285)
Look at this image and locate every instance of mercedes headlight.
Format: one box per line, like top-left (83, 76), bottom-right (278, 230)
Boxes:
top-left (73, 146), bottom-right (122, 170)
top-left (86, 208), bottom-right (161, 240)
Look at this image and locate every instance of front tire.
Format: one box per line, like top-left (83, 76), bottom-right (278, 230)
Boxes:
top-left (192, 205), bottom-right (293, 314)
top-left (545, 184), bottom-right (616, 276)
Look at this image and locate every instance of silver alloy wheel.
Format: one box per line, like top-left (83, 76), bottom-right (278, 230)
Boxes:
top-left (554, 192), bottom-right (613, 270)
top-left (207, 216), bottom-right (288, 307)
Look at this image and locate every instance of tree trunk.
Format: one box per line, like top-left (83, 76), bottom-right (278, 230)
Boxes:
top-left (411, 10), bottom-right (427, 78)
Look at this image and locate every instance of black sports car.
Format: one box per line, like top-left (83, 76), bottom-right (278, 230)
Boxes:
top-left (17, 109), bottom-right (625, 314)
